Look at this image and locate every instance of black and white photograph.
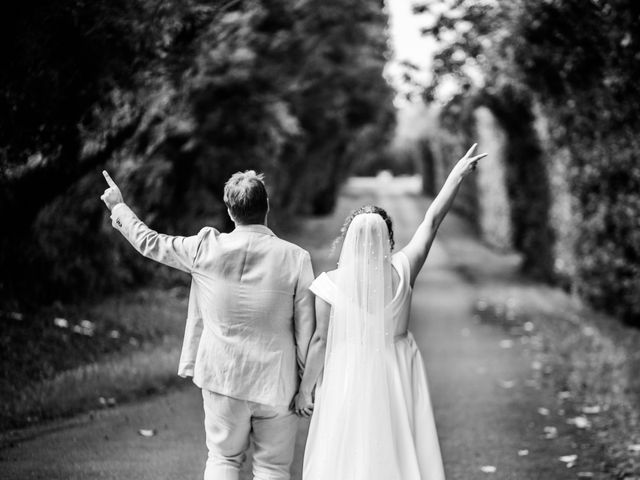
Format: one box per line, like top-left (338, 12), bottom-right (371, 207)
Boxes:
top-left (1, 0), bottom-right (639, 478)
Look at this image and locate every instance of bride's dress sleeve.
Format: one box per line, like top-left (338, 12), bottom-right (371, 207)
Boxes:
top-left (309, 272), bottom-right (336, 305)
top-left (393, 251), bottom-right (412, 290)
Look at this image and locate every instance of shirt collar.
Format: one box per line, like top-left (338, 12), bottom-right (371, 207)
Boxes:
top-left (233, 224), bottom-right (276, 237)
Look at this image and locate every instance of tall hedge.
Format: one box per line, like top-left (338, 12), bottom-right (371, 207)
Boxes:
top-left (416, 0), bottom-right (640, 323)
top-left (514, 0), bottom-right (640, 322)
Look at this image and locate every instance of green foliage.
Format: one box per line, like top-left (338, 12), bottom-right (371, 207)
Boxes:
top-left (0, 0), bottom-right (394, 306)
top-left (479, 89), bottom-right (555, 280)
top-left (513, 0), bottom-right (640, 323)
top-left (427, 96), bottom-right (479, 219)
top-left (419, 0), bottom-right (640, 323)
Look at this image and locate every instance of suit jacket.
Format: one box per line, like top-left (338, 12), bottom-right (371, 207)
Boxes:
top-left (111, 204), bottom-right (316, 406)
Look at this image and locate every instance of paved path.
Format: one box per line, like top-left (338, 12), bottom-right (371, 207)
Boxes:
top-left (1, 177), bottom-right (585, 479)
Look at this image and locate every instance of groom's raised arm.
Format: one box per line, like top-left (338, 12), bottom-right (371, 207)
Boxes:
top-left (293, 251), bottom-right (316, 375)
top-left (101, 170), bottom-right (202, 273)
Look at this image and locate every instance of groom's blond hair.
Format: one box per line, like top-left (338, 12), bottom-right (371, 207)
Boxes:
top-left (223, 170), bottom-right (269, 225)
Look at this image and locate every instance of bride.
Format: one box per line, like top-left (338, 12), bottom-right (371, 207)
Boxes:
top-left (293, 144), bottom-right (487, 479)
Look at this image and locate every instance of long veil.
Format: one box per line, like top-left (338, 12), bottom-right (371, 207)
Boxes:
top-left (304, 213), bottom-right (400, 479)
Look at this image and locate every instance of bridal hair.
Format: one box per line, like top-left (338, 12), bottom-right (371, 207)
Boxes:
top-left (224, 170), bottom-right (269, 224)
top-left (332, 205), bottom-right (395, 254)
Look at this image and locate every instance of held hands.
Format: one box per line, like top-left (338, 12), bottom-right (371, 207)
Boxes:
top-left (454, 143), bottom-right (487, 178)
top-left (100, 170), bottom-right (124, 211)
top-left (292, 390), bottom-right (314, 418)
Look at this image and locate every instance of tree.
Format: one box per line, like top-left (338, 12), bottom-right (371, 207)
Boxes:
top-left (414, 0), bottom-right (640, 322)
top-left (0, 0), bottom-right (395, 306)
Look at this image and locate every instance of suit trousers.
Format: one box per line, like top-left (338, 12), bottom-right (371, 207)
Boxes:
top-left (202, 389), bottom-right (297, 480)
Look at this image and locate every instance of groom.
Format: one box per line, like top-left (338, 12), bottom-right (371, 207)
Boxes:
top-left (100, 170), bottom-right (316, 480)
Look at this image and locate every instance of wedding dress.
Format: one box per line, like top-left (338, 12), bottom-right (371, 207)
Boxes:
top-left (304, 213), bottom-right (445, 480)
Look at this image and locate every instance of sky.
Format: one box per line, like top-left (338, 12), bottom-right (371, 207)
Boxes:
top-left (384, 0), bottom-right (437, 106)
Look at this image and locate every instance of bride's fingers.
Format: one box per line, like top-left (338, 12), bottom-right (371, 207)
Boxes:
top-left (470, 153), bottom-right (488, 162)
top-left (464, 143), bottom-right (478, 158)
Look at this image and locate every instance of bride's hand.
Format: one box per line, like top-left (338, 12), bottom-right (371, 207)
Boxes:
top-left (292, 391), bottom-right (314, 418)
top-left (453, 143), bottom-right (487, 178)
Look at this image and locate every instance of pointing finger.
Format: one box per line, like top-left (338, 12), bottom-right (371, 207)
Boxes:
top-left (102, 170), bottom-right (117, 189)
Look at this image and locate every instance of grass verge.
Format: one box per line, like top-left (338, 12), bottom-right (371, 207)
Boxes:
top-left (439, 216), bottom-right (640, 478)
top-left (0, 287), bottom-right (189, 431)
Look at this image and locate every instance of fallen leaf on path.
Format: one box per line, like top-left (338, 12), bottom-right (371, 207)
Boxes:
top-left (138, 429), bottom-right (156, 437)
top-left (80, 319), bottom-right (94, 330)
top-left (98, 397), bottom-right (117, 407)
top-left (567, 416), bottom-right (591, 429)
top-left (582, 405), bottom-right (601, 414)
top-left (518, 449), bottom-right (529, 456)
top-left (558, 391), bottom-right (571, 400)
top-left (72, 324), bottom-right (94, 336)
top-left (537, 407), bottom-right (550, 416)
top-left (582, 326), bottom-right (595, 337)
top-left (559, 454), bottom-right (577, 468)
top-left (559, 454), bottom-right (577, 463)
top-left (499, 339), bottom-right (514, 349)
top-left (480, 465), bottom-right (496, 473)
top-left (53, 317), bottom-right (69, 328)
top-left (71, 320), bottom-right (95, 336)
top-left (498, 380), bottom-right (516, 389)
top-left (476, 300), bottom-right (488, 311)
top-left (543, 426), bottom-right (558, 439)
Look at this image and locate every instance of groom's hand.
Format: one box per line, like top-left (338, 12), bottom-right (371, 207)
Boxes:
top-left (100, 170), bottom-right (124, 211)
top-left (292, 391), bottom-right (314, 418)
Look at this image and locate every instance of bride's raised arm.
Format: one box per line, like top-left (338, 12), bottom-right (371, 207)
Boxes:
top-left (400, 143), bottom-right (487, 287)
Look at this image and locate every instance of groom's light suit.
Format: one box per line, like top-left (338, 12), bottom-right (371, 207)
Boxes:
top-left (110, 204), bottom-right (315, 480)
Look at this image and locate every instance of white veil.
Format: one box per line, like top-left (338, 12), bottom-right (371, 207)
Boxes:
top-left (304, 213), bottom-right (400, 479)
